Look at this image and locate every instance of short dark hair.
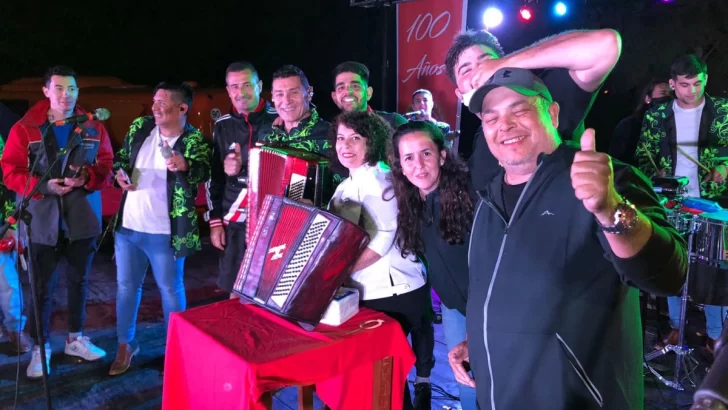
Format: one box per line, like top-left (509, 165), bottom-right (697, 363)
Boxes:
top-left (153, 82), bottom-right (194, 114)
top-left (272, 64), bottom-right (310, 89)
top-left (445, 30), bottom-right (505, 84)
top-left (225, 61), bottom-right (259, 81)
top-left (328, 111), bottom-right (391, 171)
top-left (332, 61), bottom-right (370, 87)
top-left (412, 89), bottom-right (432, 101)
top-left (670, 54), bottom-right (707, 80)
top-left (44, 65), bottom-right (77, 87)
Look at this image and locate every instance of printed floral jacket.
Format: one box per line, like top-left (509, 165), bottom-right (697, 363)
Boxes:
top-left (112, 116), bottom-right (211, 257)
top-left (636, 95), bottom-right (728, 199)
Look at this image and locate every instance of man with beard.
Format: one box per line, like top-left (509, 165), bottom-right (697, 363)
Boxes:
top-left (444, 29), bottom-right (621, 190)
top-left (637, 55), bottom-right (728, 353)
top-left (1, 65), bottom-right (114, 378)
top-left (330, 61), bottom-right (407, 129)
top-left (333, 60), bottom-right (434, 409)
top-left (205, 61), bottom-right (276, 295)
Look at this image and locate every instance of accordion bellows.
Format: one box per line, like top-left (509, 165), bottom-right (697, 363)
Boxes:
top-left (233, 196), bottom-right (370, 330)
top-left (246, 146), bottom-right (333, 245)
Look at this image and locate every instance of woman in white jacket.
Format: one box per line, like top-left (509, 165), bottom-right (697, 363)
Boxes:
top-left (327, 110), bottom-right (431, 410)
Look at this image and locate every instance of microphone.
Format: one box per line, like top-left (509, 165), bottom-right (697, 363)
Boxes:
top-left (160, 143), bottom-right (190, 188)
top-left (404, 109), bottom-right (425, 118)
top-left (53, 108), bottom-right (110, 126)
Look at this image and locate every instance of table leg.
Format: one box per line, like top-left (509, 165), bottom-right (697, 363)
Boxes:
top-left (298, 385), bottom-right (314, 410)
top-left (372, 356), bottom-right (393, 409)
top-left (261, 391), bottom-right (273, 409)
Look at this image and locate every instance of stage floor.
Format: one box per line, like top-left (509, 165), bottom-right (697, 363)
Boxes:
top-left (0, 239), bottom-right (708, 409)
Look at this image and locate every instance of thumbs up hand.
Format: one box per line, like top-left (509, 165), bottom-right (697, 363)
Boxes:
top-left (570, 129), bottom-right (621, 224)
top-left (224, 143), bottom-right (243, 176)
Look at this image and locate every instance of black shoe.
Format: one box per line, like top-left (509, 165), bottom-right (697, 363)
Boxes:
top-left (413, 382), bottom-right (431, 410)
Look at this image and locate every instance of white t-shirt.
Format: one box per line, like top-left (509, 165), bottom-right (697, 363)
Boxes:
top-left (673, 99), bottom-right (705, 197)
top-left (122, 126), bottom-right (181, 234)
top-left (327, 162), bottom-right (426, 301)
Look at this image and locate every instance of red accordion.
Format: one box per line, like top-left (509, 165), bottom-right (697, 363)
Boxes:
top-left (233, 195), bottom-right (369, 329)
top-left (246, 146), bottom-right (333, 245)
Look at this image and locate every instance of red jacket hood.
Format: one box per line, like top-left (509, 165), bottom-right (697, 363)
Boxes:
top-left (21, 99), bottom-right (91, 128)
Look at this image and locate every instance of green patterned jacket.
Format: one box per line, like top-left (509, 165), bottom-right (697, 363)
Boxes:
top-left (112, 116), bottom-right (211, 258)
top-left (0, 136), bottom-right (16, 228)
top-left (256, 108), bottom-right (346, 186)
top-left (636, 95), bottom-right (728, 199)
top-left (257, 108), bottom-right (331, 153)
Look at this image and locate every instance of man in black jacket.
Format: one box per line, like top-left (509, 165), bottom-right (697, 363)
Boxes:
top-left (205, 61), bottom-right (277, 294)
top-left (444, 29), bottom-right (620, 191)
top-left (448, 68), bottom-right (687, 410)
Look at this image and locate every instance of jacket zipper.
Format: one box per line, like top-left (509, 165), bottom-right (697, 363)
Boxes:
top-left (556, 333), bottom-right (604, 407)
top-left (475, 166), bottom-right (541, 410)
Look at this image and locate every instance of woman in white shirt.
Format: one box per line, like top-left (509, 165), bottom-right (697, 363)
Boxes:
top-left (327, 110), bottom-right (431, 410)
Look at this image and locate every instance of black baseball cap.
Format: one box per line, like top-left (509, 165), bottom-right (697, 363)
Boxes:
top-left (468, 67), bottom-right (553, 115)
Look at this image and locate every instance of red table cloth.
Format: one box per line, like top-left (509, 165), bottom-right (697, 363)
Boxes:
top-left (162, 299), bottom-right (415, 410)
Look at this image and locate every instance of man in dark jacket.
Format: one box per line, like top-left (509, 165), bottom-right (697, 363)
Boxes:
top-left (448, 68), bottom-right (687, 410)
top-left (1, 65), bottom-right (114, 378)
top-left (444, 29), bottom-right (620, 191)
top-left (109, 82), bottom-right (210, 376)
top-left (205, 61), bottom-right (277, 294)
top-left (330, 61), bottom-right (408, 129)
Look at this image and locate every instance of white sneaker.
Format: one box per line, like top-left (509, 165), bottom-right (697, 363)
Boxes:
top-left (27, 344), bottom-right (51, 379)
top-left (64, 336), bottom-right (106, 361)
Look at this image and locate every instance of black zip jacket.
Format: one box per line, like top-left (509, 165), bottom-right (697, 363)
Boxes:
top-left (467, 142), bottom-right (686, 410)
top-left (421, 188), bottom-right (472, 315)
top-left (205, 101), bottom-right (277, 227)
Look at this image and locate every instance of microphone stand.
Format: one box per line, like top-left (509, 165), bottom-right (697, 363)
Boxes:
top-left (0, 127), bottom-right (83, 410)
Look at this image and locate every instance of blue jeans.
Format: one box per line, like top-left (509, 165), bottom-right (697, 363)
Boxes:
top-left (115, 227), bottom-right (186, 344)
top-left (0, 251), bottom-right (25, 332)
top-left (667, 296), bottom-right (728, 340)
top-left (441, 304), bottom-right (477, 410)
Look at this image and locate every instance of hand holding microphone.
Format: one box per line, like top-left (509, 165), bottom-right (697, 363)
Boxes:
top-left (161, 140), bottom-right (190, 188)
top-left (161, 139), bottom-right (188, 172)
top-left (224, 143), bottom-right (243, 176)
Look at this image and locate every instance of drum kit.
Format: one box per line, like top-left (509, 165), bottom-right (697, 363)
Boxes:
top-left (644, 176), bottom-right (728, 391)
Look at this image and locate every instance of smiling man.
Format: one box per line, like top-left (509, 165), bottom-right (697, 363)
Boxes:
top-left (444, 29), bottom-right (621, 190)
top-left (205, 61), bottom-right (276, 296)
top-left (109, 82), bottom-right (210, 376)
top-left (447, 67), bottom-right (686, 410)
top-left (258, 65), bottom-right (330, 155)
top-left (331, 61), bottom-right (408, 129)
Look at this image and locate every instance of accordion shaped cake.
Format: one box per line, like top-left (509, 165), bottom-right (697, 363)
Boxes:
top-left (232, 195), bottom-right (369, 330)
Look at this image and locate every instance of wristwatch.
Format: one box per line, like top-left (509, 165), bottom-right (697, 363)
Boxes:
top-left (597, 199), bottom-right (638, 235)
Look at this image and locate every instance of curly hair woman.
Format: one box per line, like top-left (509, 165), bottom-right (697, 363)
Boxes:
top-left (388, 120), bottom-right (476, 410)
top-left (327, 111), bottom-right (432, 410)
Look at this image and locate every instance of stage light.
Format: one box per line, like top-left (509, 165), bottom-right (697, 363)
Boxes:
top-left (519, 6), bottom-right (533, 21)
top-left (483, 7), bottom-right (504, 29)
top-left (554, 2), bottom-right (567, 16)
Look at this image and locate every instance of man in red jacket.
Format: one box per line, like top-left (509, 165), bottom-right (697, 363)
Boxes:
top-left (1, 65), bottom-right (113, 379)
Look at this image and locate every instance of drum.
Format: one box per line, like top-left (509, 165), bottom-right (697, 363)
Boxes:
top-left (666, 208), bottom-right (694, 235)
top-left (694, 211), bottom-right (728, 268)
top-left (690, 210), bottom-right (728, 305)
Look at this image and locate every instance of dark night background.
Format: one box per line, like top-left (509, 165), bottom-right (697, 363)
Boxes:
top-left (2, 0), bottom-right (728, 151)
